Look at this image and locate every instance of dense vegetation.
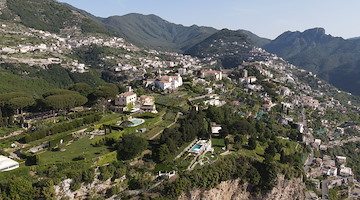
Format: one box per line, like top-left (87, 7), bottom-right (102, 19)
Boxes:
top-left (4, 0), bottom-right (109, 34)
top-left (0, 63), bottom-right (104, 95)
top-left (100, 13), bottom-right (217, 51)
top-left (185, 29), bottom-right (266, 68)
top-left (330, 142), bottom-right (360, 181)
top-left (164, 155), bottom-right (279, 198)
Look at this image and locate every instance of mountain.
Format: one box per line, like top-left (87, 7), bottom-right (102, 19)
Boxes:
top-left (185, 29), bottom-right (271, 68)
top-left (99, 13), bottom-right (218, 51)
top-left (264, 28), bottom-right (360, 95)
top-left (0, 0), bottom-right (110, 35)
top-left (237, 29), bottom-right (271, 47)
top-left (348, 36), bottom-right (360, 40)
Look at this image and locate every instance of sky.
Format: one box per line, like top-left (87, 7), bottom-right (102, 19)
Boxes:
top-left (58, 0), bottom-right (360, 39)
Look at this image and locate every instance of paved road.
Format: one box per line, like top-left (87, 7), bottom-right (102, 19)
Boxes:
top-left (322, 179), bottom-right (330, 200)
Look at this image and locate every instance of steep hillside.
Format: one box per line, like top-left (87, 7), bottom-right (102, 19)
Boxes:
top-left (185, 29), bottom-right (271, 68)
top-left (0, 0), bottom-right (110, 34)
top-left (238, 29), bottom-right (271, 47)
top-left (264, 28), bottom-right (360, 95)
top-left (99, 13), bottom-right (217, 51)
top-left (179, 175), bottom-right (305, 200)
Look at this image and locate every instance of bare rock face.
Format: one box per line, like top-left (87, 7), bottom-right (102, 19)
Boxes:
top-left (0, 0), bottom-right (7, 12)
top-left (178, 175), bottom-right (305, 200)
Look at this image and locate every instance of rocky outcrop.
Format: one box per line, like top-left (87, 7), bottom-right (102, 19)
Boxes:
top-left (178, 175), bottom-right (305, 200)
top-left (0, 0), bottom-right (7, 12)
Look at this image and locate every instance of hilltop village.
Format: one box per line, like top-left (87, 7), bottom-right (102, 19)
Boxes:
top-left (0, 20), bottom-right (359, 200)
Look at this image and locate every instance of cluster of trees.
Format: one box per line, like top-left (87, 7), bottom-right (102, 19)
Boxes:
top-left (7, 0), bottom-right (109, 34)
top-left (116, 134), bottom-right (148, 161)
top-left (153, 108), bottom-right (210, 163)
top-left (21, 114), bottom-right (101, 143)
top-left (0, 82), bottom-right (122, 128)
top-left (0, 92), bottom-right (35, 126)
top-left (0, 161), bottom-right (94, 199)
top-left (164, 155), bottom-right (279, 198)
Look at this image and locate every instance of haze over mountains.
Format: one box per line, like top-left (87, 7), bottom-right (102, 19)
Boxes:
top-left (1, 0), bottom-right (360, 95)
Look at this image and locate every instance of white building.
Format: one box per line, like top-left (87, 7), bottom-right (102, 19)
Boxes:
top-left (146, 75), bottom-right (183, 91)
top-left (188, 140), bottom-right (213, 155)
top-left (0, 156), bottom-right (19, 172)
top-left (336, 156), bottom-right (347, 164)
top-left (340, 165), bottom-right (353, 177)
top-left (115, 91), bottom-right (137, 106)
top-left (326, 167), bottom-right (338, 176)
top-left (200, 70), bottom-right (222, 80)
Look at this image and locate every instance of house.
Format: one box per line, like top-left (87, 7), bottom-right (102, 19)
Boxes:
top-left (139, 95), bottom-right (157, 113)
top-left (325, 167), bottom-right (338, 176)
top-left (115, 87), bottom-right (137, 106)
top-left (146, 75), bottom-right (183, 91)
top-left (0, 156), bottom-right (19, 172)
top-left (262, 103), bottom-right (277, 112)
top-left (279, 86), bottom-right (291, 96)
top-left (188, 140), bottom-right (213, 155)
top-left (211, 123), bottom-right (222, 136)
top-left (205, 88), bottom-right (213, 94)
top-left (336, 156), bottom-right (347, 164)
top-left (313, 139), bottom-right (321, 148)
top-left (200, 70), bottom-right (222, 80)
top-left (340, 165), bottom-right (353, 177)
top-left (303, 97), bottom-right (319, 109)
top-left (178, 68), bottom-right (187, 75)
top-left (160, 75), bottom-right (183, 89)
top-left (246, 76), bottom-right (257, 84)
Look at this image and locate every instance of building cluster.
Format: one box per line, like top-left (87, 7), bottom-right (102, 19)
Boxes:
top-left (111, 86), bottom-right (157, 113)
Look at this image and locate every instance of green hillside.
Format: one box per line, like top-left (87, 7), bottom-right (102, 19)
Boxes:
top-left (100, 13), bottom-right (217, 51)
top-left (185, 29), bottom-right (268, 68)
top-left (0, 0), bottom-right (110, 34)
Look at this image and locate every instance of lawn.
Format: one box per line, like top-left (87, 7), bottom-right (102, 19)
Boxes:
top-left (0, 126), bottom-right (20, 138)
top-left (211, 138), bottom-right (226, 154)
top-left (142, 111), bottom-right (177, 140)
top-left (96, 151), bottom-right (117, 166)
top-left (237, 142), bottom-right (266, 162)
top-left (38, 135), bottom-right (111, 165)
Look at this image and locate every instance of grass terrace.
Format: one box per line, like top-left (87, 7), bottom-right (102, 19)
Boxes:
top-left (38, 135), bottom-right (111, 165)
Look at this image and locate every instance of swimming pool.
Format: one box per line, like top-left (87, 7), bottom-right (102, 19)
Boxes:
top-left (191, 144), bottom-right (202, 151)
top-left (121, 118), bottom-right (145, 127)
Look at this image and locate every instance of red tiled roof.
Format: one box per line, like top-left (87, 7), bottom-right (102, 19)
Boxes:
top-left (119, 91), bottom-right (136, 97)
top-left (201, 70), bottom-right (220, 74)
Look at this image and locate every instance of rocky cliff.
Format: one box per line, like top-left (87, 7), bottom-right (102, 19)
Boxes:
top-left (178, 175), bottom-right (305, 200)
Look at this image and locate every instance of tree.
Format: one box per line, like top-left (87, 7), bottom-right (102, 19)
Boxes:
top-left (43, 93), bottom-right (87, 110)
top-left (68, 83), bottom-right (94, 97)
top-left (92, 83), bottom-right (118, 100)
top-left (154, 144), bottom-right (171, 163)
top-left (219, 125), bottom-right (229, 138)
top-left (246, 165), bottom-right (261, 185)
top-left (265, 143), bottom-right (277, 158)
top-left (248, 136), bottom-right (257, 150)
top-left (117, 134), bottom-right (148, 160)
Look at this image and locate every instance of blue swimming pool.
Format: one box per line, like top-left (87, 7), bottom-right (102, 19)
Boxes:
top-left (121, 118), bottom-right (145, 127)
top-left (191, 144), bottom-right (202, 151)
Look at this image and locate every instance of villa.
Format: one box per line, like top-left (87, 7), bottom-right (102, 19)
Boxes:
top-left (200, 70), bottom-right (222, 80)
top-left (146, 74), bottom-right (183, 90)
top-left (115, 88), bottom-right (137, 107)
top-left (188, 140), bottom-right (213, 155)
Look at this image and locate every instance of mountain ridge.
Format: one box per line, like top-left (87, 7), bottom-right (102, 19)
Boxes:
top-left (264, 28), bottom-right (360, 95)
top-left (99, 13), bottom-right (218, 51)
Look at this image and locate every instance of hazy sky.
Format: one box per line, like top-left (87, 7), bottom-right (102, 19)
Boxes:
top-left (58, 0), bottom-right (360, 39)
